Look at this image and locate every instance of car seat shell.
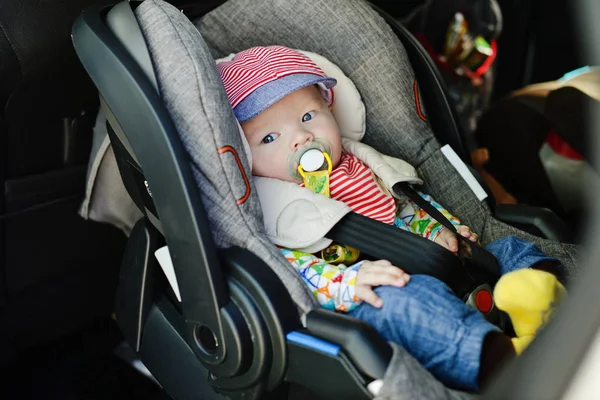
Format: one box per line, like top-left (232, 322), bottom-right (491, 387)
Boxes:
top-left (71, 0), bottom-right (582, 398)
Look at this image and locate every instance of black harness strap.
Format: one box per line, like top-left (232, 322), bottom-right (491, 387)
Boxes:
top-left (325, 183), bottom-right (501, 298)
top-left (393, 182), bottom-right (501, 282)
top-left (326, 212), bottom-right (474, 297)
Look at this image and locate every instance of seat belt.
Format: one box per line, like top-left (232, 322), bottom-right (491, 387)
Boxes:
top-left (327, 212), bottom-right (476, 298)
top-left (393, 182), bottom-right (501, 282)
top-left (326, 183), bottom-right (501, 298)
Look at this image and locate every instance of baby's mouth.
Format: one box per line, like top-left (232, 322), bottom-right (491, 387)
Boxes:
top-left (287, 138), bottom-right (333, 180)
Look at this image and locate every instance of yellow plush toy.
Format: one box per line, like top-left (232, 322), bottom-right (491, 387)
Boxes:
top-left (494, 268), bottom-right (567, 354)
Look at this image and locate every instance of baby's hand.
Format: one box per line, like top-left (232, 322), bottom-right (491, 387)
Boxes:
top-left (355, 260), bottom-right (410, 308)
top-left (457, 225), bottom-right (479, 243)
top-left (434, 225), bottom-right (479, 254)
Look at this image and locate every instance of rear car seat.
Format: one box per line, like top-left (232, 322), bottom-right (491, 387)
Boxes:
top-left (0, 0), bottom-right (128, 363)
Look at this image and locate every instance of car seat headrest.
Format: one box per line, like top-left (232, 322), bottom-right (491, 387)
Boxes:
top-left (197, 0), bottom-right (441, 168)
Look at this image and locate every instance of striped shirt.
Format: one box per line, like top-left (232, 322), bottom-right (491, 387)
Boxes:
top-left (303, 153), bottom-right (397, 224)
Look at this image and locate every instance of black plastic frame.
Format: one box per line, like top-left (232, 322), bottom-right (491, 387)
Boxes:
top-left (286, 339), bottom-right (373, 400)
top-left (72, 4), bottom-right (229, 364)
top-left (305, 309), bottom-right (392, 380)
top-left (115, 218), bottom-right (161, 352)
top-left (494, 203), bottom-right (573, 243)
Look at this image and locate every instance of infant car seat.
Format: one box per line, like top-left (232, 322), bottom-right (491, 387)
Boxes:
top-left (71, 0), bottom-right (581, 398)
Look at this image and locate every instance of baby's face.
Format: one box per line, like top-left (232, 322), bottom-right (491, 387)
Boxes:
top-left (241, 85), bottom-right (342, 183)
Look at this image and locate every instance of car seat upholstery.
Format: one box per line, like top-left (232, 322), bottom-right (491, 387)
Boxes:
top-left (194, 0), bottom-right (580, 275)
top-left (71, 0), bottom-right (582, 398)
top-left (81, 0), bottom-right (579, 267)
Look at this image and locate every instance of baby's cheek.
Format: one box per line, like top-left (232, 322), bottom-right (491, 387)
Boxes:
top-left (251, 151), bottom-right (267, 176)
top-left (251, 153), bottom-right (283, 180)
top-left (275, 156), bottom-right (293, 180)
top-left (329, 148), bottom-right (342, 169)
top-left (254, 160), bottom-right (270, 176)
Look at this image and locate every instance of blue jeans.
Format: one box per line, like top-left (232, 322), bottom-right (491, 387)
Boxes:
top-left (348, 236), bottom-right (557, 391)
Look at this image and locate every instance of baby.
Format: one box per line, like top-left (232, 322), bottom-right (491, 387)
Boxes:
top-left (218, 46), bottom-right (566, 391)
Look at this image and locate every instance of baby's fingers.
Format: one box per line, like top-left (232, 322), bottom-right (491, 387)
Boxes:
top-left (361, 268), bottom-right (409, 287)
top-left (459, 226), bottom-right (479, 243)
top-left (356, 286), bottom-right (384, 308)
top-left (438, 230), bottom-right (458, 253)
top-left (458, 226), bottom-right (471, 237)
top-left (447, 235), bottom-right (459, 253)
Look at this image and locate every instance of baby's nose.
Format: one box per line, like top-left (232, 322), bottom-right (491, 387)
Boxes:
top-left (293, 133), bottom-right (313, 149)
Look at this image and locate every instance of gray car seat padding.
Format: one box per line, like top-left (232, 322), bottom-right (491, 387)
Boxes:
top-left (133, 0), bottom-right (323, 314)
top-left (194, 0), bottom-right (579, 274)
top-left (82, 0), bottom-right (579, 276)
top-left (380, 342), bottom-right (474, 399)
top-left (79, 0), bottom-right (579, 291)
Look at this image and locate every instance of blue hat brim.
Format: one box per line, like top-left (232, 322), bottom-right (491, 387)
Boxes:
top-left (234, 74), bottom-right (337, 123)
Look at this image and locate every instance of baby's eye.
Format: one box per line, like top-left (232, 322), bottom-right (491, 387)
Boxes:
top-left (302, 111), bottom-right (316, 122)
top-left (261, 133), bottom-right (280, 144)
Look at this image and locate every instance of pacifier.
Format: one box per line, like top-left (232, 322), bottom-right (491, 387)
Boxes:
top-left (297, 148), bottom-right (361, 262)
top-left (298, 148), bottom-right (333, 197)
top-left (321, 243), bottom-right (360, 264)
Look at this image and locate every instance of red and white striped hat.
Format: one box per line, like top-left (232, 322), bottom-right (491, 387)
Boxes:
top-left (217, 46), bottom-right (337, 122)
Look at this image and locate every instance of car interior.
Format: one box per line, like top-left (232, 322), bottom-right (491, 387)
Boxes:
top-left (1, 0), bottom-right (598, 399)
